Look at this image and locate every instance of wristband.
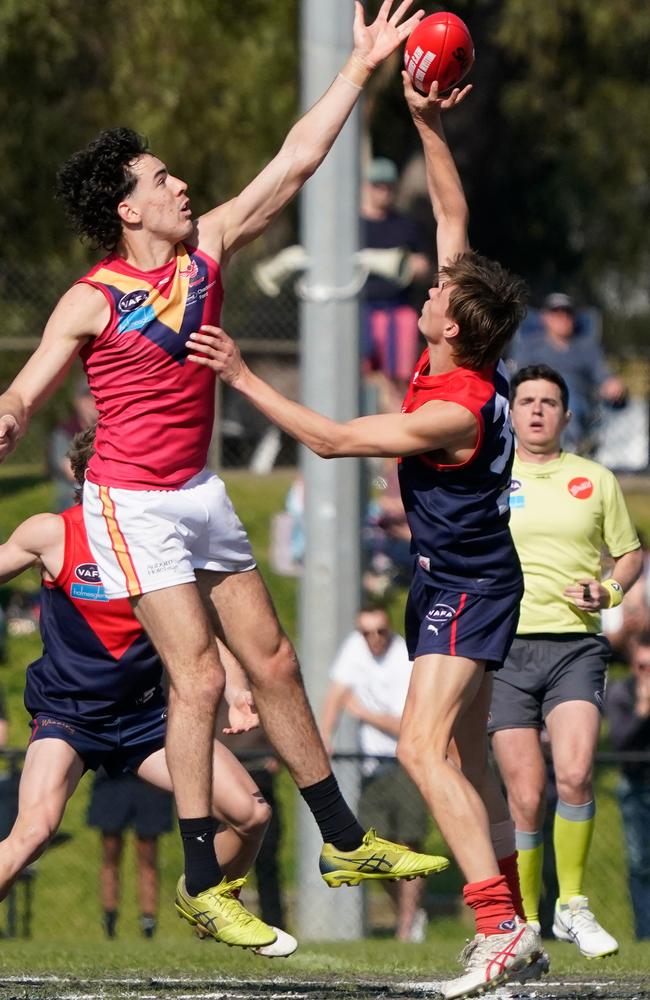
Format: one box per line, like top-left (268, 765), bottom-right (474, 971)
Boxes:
top-left (602, 578), bottom-right (624, 608)
top-left (337, 72), bottom-right (363, 91)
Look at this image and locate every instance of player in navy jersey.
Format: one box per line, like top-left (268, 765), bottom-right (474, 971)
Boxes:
top-left (183, 76), bottom-right (545, 997)
top-left (0, 427), bottom-right (301, 955)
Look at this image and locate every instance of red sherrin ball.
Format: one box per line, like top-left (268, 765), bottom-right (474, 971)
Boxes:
top-left (404, 12), bottom-right (475, 94)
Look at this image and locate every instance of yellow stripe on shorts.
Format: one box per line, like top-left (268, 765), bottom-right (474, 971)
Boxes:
top-left (98, 486), bottom-right (142, 598)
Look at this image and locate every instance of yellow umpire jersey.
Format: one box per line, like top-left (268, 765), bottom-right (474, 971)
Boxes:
top-left (509, 451), bottom-right (640, 634)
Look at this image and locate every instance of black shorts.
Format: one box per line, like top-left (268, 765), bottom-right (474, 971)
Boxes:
top-left (87, 770), bottom-right (173, 838)
top-left (405, 570), bottom-right (522, 669)
top-left (29, 699), bottom-right (167, 778)
top-left (488, 633), bottom-right (610, 733)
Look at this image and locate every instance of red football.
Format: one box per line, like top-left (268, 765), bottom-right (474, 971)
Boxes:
top-left (404, 12), bottom-right (475, 94)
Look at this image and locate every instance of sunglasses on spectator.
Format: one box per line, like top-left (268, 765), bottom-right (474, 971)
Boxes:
top-left (360, 627), bottom-right (390, 637)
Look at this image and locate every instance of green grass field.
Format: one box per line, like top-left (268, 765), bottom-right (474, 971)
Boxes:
top-left (0, 469), bottom-right (648, 984)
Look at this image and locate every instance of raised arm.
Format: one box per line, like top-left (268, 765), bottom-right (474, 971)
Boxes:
top-left (196, 1), bottom-right (424, 264)
top-left (186, 326), bottom-right (477, 459)
top-left (402, 74), bottom-right (471, 269)
top-left (0, 283), bottom-right (108, 463)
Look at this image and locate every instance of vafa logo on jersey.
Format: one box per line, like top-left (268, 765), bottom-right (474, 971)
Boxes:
top-left (117, 289), bottom-right (149, 314)
top-left (71, 563), bottom-right (108, 602)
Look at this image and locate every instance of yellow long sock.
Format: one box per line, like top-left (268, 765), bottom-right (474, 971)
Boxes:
top-left (554, 799), bottom-right (595, 904)
top-left (515, 830), bottom-right (543, 924)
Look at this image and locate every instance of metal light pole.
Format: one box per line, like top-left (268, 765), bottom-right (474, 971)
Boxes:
top-left (295, 0), bottom-right (364, 941)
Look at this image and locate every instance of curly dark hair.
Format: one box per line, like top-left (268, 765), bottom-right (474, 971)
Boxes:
top-left (55, 128), bottom-right (150, 251)
top-left (68, 424), bottom-right (96, 499)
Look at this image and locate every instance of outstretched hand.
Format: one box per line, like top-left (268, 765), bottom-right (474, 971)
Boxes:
top-left (186, 326), bottom-right (246, 386)
top-left (0, 415), bottom-right (20, 463)
top-left (353, 1), bottom-right (424, 70)
top-left (402, 72), bottom-right (472, 124)
top-left (223, 689), bottom-right (260, 735)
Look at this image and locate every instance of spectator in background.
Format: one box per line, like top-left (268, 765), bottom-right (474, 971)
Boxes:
top-left (361, 157), bottom-right (431, 409)
top-left (87, 768), bottom-right (174, 939)
top-left (606, 633), bottom-right (650, 940)
top-left (320, 602), bottom-right (429, 942)
top-left (508, 293), bottom-right (626, 454)
top-left (47, 378), bottom-right (98, 511)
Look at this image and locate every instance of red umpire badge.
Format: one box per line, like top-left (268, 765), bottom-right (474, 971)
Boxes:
top-left (567, 477), bottom-right (594, 499)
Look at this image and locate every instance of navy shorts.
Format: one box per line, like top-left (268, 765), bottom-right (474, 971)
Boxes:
top-left (87, 770), bottom-right (173, 838)
top-left (488, 633), bottom-right (610, 732)
top-left (405, 570), bottom-right (522, 669)
top-left (29, 700), bottom-right (167, 778)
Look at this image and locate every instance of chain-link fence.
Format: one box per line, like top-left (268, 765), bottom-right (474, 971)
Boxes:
top-left (0, 750), bottom-right (647, 944)
top-left (1, 256), bottom-right (650, 477)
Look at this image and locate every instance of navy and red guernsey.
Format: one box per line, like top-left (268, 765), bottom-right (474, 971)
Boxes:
top-left (24, 505), bottom-right (163, 724)
top-left (398, 352), bottom-right (522, 596)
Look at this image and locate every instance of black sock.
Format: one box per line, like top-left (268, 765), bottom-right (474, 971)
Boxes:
top-left (179, 817), bottom-right (222, 896)
top-left (299, 773), bottom-right (365, 851)
top-left (103, 909), bottom-right (118, 939)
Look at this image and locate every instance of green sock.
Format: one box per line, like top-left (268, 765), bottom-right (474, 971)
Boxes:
top-left (515, 829), bottom-right (544, 923)
top-left (554, 799), bottom-right (595, 904)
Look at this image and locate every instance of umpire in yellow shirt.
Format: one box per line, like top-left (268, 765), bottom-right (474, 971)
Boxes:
top-left (489, 363), bottom-right (642, 959)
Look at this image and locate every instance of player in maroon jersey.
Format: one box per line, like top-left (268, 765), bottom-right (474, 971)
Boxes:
top-left (181, 76), bottom-right (546, 997)
top-left (0, 3), bottom-right (449, 939)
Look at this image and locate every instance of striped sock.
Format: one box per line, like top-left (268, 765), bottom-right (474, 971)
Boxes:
top-left (515, 829), bottom-right (544, 924)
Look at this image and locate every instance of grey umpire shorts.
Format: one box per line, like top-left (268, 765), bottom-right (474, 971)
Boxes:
top-left (487, 633), bottom-right (610, 733)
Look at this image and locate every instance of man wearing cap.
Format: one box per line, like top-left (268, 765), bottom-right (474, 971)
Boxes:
top-left (361, 157), bottom-right (431, 405)
top-left (508, 292), bottom-right (626, 453)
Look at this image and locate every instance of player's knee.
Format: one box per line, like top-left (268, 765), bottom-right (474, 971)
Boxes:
top-left (12, 811), bottom-right (58, 859)
top-left (168, 651), bottom-right (225, 708)
top-left (225, 795), bottom-right (271, 840)
top-left (556, 767), bottom-right (593, 802)
top-left (254, 636), bottom-right (300, 689)
top-left (508, 785), bottom-right (544, 827)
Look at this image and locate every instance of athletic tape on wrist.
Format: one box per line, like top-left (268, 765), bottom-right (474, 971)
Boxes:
top-left (602, 578), bottom-right (624, 608)
top-left (337, 72), bottom-right (363, 90)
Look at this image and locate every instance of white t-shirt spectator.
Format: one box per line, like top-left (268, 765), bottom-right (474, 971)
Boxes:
top-left (330, 631), bottom-right (412, 761)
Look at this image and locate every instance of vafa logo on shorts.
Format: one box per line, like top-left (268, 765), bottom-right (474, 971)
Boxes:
top-left (426, 603), bottom-right (456, 634)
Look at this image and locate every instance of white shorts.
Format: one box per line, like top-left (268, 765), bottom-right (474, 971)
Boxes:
top-left (83, 469), bottom-right (256, 598)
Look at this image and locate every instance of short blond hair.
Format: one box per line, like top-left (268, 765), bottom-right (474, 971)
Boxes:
top-left (440, 251), bottom-right (528, 369)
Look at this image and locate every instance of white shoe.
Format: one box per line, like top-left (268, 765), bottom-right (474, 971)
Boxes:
top-left (253, 926), bottom-right (298, 958)
top-left (408, 908), bottom-right (428, 943)
top-left (441, 918), bottom-right (543, 999)
top-left (552, 896), bottom-right (618, 958)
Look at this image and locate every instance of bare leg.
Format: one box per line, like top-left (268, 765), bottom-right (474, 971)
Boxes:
top-left (545, 701), bottom-right (600, 807)
top-left (132, 583), bottom-right (225, 818)
top-left (0, 739), bottom-right (84, 900)
top-left (135, 836), bottom-right (159, 917)
top-left (137, 741), bottom-right (270, 880)
top-left (395, 871), bottom-right (426, 940)
top-left (397, 654), bottom-right (499, 882)
top-left (99, 832), bottom-right (123, 913)
top-left (196, 569), bottom-right (331, 787)
top-left (491, 728), bottom-right (547, 833)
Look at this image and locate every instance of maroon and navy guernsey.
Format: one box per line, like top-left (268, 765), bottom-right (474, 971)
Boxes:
top-left (78, 242), bottom-right (223, 490)
top-left (398, 352), bottom-right (522, 596)
top-left (24, 505), bottom-right (163, 725)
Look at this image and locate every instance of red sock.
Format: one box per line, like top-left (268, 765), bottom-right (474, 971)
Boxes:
top-left (498, 852), bottom-right (525, 920)
top-left (231, 886), bottom-right (242, 899)
top-left (464, 874), bottom-right (517, 936)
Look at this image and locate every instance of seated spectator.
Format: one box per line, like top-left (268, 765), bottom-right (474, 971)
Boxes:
top-left (508, 293), bottom-right (626, 454)
top-left (606, 633), bottom-right (650, 940)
